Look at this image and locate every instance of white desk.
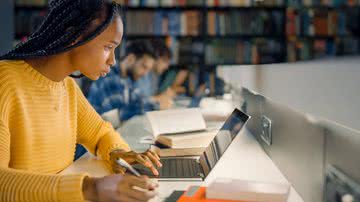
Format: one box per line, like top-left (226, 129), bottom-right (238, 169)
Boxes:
top-left (62, 115), bottom-right (304, 202)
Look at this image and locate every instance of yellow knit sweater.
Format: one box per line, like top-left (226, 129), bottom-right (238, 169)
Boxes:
top-left (0, 60), bottom-right (130, 202)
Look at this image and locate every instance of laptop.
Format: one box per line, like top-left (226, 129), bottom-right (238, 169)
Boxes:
top-left (133, 108), bottom-right (250, 181)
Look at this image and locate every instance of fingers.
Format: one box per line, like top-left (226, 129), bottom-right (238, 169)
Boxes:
top-left (145, 150), bottom-right (162, 168)
top-left (138, 155), bottom-right (159, 176)
top-left (111, 150), bottom-right (160, 176)
top-left (126, 175), bottom-right (159, 190)
top-left (149, 150), bottom-right (160, 161)
top-left (133, 153), bottom-right (151, 167)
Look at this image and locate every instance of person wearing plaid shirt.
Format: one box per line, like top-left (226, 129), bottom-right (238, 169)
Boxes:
top-left (87, 63), bottom-right (160, 121)
top-left (87, 40), bottom-right (159, 122)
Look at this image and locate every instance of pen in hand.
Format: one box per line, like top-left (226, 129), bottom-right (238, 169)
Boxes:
top-left (116, 158), bottom-right (159, 192)
top-left (116, 158), bottom-right (141, 177)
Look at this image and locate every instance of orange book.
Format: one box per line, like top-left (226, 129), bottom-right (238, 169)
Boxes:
top-left (177, 186), bottom-right (247, 202)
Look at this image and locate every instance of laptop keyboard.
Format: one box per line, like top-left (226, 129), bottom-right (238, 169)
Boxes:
top-left (133, 158), bottom-right (202, 178)
top-left (159, 158), bottom-right (201, 178)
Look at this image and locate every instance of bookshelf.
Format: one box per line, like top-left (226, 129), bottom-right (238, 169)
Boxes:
top-left (14, 0), bottom-right (47, 46)
top-left (286, 1), bottom-right (360, 62)
top-left (13, 0), bottom-right (360, 95)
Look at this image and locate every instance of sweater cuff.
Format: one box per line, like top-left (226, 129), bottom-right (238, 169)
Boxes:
top-left (57, 173), bottom-right (88, 202)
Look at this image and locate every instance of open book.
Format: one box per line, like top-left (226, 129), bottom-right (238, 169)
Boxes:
top-left (146, 108), bottom-right (207, 138)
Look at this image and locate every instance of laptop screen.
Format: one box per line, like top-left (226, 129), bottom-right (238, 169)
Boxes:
top-left (199, 108), bottom-right (250, 178)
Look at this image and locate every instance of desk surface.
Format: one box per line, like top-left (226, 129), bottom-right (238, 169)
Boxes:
top-left (62, 115), bottom-right (304, 202)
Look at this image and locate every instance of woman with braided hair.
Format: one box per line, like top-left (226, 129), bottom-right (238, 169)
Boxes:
top-left (0, 0), bottom-right (161, 201)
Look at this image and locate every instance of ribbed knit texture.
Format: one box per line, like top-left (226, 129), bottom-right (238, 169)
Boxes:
top-left (0, 60), bottom-right (130, 202)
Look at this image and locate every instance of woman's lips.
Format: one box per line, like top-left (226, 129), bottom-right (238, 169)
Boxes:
top-left (100, 67), bottom-right (111, 77)
top-left (104, 67), bottom-right (111, 74)
top-left (100, 72), bottom-right (107, 77)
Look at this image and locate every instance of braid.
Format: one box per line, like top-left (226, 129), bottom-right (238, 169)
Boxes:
top-left (32, 2), bottom-right (72, 36)
top-left (24, 3), bottom-right (88, 53)
top-left (44, 19), bottom-right (90, 51)
top-left (49, 0), bottom-right (64, 10)
top-left (0, 0), bottom-right (121, 60)
top-left (32, 4), bottom-right (80, 40)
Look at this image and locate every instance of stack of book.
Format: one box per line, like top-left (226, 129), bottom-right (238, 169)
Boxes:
top-left (152, 129), bottom-right (217, 157)
top-left (146, 108), bottom-right (217, 157)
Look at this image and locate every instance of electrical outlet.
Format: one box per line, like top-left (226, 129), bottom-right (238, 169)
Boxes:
top-left (261, 115), bottom-right (272, 146)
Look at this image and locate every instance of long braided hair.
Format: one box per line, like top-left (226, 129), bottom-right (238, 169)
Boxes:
top-left (0, 0), bottom-right (122, 64)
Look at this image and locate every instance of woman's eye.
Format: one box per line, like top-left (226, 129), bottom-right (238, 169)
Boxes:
top-left (105, 46), bottom-right (113, 50)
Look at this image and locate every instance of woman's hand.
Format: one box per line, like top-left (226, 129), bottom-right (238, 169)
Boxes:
top-left (109, 149), bottom-right (162, 176)
top-left (83, 175), bottom-right (158, 202)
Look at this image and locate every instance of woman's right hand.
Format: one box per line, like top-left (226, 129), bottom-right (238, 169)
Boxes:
top-left (83, 174), bottom-right (158, 202)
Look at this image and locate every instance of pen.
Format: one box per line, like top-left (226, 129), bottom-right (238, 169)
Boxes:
top-left (116, 158), bottom-right (141, 177)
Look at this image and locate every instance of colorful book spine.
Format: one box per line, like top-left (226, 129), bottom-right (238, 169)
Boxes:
top-left (126, 11), bottom-right (201, 36)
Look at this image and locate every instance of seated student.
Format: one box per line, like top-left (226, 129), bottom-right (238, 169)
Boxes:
top-left (87, 40), bottom-right (172, 122)
top-left (159, 68), bottom-right (189, 94)
top-left (136, 40), bottom-right (175, 98)
top-left (0, 1), bottom-right (161, 201)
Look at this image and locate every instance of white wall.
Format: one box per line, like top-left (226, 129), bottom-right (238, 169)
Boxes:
top-left (218, 56), bottom-right (360, 131)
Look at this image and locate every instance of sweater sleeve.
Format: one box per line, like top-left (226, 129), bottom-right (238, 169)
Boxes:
top-left (74, 81), bottom-right (131, 162)
top-left (0, 119), bottom-right (88, 202)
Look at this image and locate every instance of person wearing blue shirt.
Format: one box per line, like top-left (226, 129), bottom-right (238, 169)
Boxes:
top-left (87, 40), bottom-right (160, 121)
top-left (136, 40), bottom-right (173, 98)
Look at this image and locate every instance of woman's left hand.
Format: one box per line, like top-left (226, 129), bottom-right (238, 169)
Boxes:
top-left (109, 149), bottom-right (162, 176)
